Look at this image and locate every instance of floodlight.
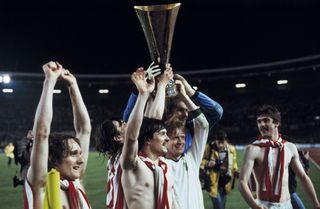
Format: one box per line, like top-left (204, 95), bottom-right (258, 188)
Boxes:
top-left (235, 83), bottom-right (246, 88)
top-left (2, 88), bottom-right (13, 93)
top-left (3, 75), bottom-right (10, 83)
top-left (277, 80), bottom-right (288, 85)
top-left (99, 89), bottom-right (109, 94)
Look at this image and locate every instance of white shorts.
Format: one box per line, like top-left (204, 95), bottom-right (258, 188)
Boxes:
top-left (250, 199), bottom-right (292, 209)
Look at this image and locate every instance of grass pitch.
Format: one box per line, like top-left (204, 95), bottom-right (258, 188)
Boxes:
top-left (0, 151), bottom-right (319, 209)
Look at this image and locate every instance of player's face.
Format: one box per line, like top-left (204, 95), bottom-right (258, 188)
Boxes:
top-left (149, 129), bottom-right (170, 156)
top-left (172, 101), bottom-right (189, 123)
top-left (257, 116), bottom-right (279, 138)
top-left (216, 140), bottom-right (227, 151)
top-left (56, 139), bottom-right (84, 181)
top-left (112, 120), bottom-right (126, 143)
top-left (167, 128), bottom-right (186, 158)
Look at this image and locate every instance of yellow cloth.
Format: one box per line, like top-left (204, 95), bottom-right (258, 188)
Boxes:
top-left (4, 143), bottom-right (14, 158)
top-left (200, 143), bottom-right (238, 198)
top-left (43, 168), bottom-right (63, 209)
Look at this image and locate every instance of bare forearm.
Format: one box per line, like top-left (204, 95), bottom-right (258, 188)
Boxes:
top-left (301, 175), bottom-right (320, 207)
top-left (121, 93), bottom-right (149, 169)
top-left (29, 78), bottom-right (56, 185)
top-left (68, 83), bottom-right (91, 135)
top-left (239, 180), bottom-right (259, 209)
top-left (33, 79), bottom-right (56, 137)
top-left (126, 93), bottom-right (149, 141)
top-left (146, 83), bottom-right (166, 120)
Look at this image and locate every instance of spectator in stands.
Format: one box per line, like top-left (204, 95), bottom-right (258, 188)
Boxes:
top-left (289, 150), bottom-right (310, 209)
top-left (25, 61), bottom-right (92, 209)
top-left (200, 129), bottom-right (239, 209)
top-left (238, 104), bottom-right (320, 209)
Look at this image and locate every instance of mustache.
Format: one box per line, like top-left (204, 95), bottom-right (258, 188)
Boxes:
top-left (259, 127), bottom-right (269, 131)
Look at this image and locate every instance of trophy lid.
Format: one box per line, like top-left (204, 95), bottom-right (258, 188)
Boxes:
top-left (134, 3), bottom-right (181, 12)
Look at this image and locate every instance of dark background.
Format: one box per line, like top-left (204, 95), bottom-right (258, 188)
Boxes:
top-left (1, 0), bottom-right (320, 74)
top-left (1, 1), bottom-right (320, 144)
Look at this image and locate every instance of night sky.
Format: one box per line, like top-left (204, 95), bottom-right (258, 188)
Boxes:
top-left (1, 0), bottom-right (319, 75)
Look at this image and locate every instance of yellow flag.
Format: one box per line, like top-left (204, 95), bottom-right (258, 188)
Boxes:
top-left (43, 168), bottom-right (63, 209)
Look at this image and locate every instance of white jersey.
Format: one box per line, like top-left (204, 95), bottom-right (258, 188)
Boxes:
top-left (24, 178), bottom-right (91, 209)
top-left (167, 113), bottom-right (209, 209)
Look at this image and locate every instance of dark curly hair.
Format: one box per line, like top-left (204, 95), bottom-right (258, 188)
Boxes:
top-left (163, 94), bottom-right (185, 122)
top-left (48, 133), bottom-right (80, 171)
top-left (216, 129), bottom-right (228, 141)
top-left (138, 117), bottom-right (166, 151)
top-left (94, 118), bottom-right (123, 158)
top-left (257, 104), bottom-right (281, 125)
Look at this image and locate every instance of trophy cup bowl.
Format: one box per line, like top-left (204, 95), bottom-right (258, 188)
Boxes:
top-left (134, 3), bottom-right (181, 97)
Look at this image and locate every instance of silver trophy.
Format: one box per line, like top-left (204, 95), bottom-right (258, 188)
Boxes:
top-left (134, 3), bottom-right (181, 97)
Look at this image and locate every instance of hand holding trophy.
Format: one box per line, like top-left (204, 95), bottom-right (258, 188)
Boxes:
top-left (134, 3), bottom-right (181, 97)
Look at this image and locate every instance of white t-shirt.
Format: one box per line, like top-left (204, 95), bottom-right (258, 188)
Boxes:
top-left (167, 113), bottom-right (209, 209)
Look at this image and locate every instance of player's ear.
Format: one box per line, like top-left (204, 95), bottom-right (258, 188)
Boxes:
top-left (274, 120), bottom-right (280, 128)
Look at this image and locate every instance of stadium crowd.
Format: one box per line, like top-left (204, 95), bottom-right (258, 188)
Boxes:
top-left (0, 75), bottom-right (319, 148)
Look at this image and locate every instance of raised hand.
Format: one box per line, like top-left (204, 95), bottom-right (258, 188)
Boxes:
top-left (175, 79), bottom-right (187, 96)
top-left (132, 67), bottom-right (155, 94)
top-left (174, 73), bottom-right (195, 97)
top-left (42, 61), bottom-right (63, 81)
top-left (60, 68), bottom-right (77, 87)
top-left (145, 62), bottom-right (161, 81)
top-left (158, 64), bottom-right (173, 86)
top-left (206, 160), bottom-right (216, 168)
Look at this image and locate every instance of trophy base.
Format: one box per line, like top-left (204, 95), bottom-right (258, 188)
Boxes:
top-left (165, 79), bottom-right (177, 97)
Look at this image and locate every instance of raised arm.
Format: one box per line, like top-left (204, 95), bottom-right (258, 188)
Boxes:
top-left (122, 62), bottom-right (161, 122)
top-left (176, 79), bottom-right (209, 166)
top-left (289, 143), bottom-right (320, 209)
top-left (175, 74), bottom-right (223, 128)
top-left (28, 61), bottom-right (62, 188)
top-left (120, 68), bottom-right (155, 170)
top-left (189, 111), bottom-right (209, 167)
top-left (60, 69), bottom-right (91, 180)
top-left (238, 145), bottom-right (264, 209)
top-left (145, 64), bottom-right (173, 120)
